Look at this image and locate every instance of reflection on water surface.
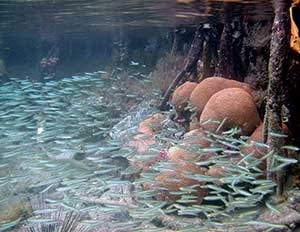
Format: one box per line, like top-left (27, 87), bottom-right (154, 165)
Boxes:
top-left (0, 0), bottom-right (273, 37)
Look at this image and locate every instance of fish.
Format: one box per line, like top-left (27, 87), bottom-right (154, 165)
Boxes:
top-left (96, 70), bottom-right (107, 74)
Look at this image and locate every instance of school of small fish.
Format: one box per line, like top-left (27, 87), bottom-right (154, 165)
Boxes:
top-left (0, 70), bottom-right (298, 231)
top-left (0, 71), bottom-right (153, 230)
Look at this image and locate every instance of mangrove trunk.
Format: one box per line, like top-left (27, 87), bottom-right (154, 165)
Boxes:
top-left (264, 0), bottom-right (290, 195)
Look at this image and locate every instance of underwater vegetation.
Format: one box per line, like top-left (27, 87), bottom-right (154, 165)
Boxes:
top-left (150, 52), bottom-right (185, 96)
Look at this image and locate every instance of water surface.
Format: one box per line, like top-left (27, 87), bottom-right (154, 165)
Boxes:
top-left (0, 0), bottom-right (273, 39)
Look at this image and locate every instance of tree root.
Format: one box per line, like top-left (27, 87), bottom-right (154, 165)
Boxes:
top-left (159, 26), bottom-right (204, 111)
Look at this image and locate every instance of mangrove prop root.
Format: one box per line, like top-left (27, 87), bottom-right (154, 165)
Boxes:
top-left (264, 0), bottom-right (290, 194)
top-left (202, 40), bottom-right (213, 79)
top-left (159, 26), bottom-right (204, 111)
top-left (214, 3), bottom-right (234, 79)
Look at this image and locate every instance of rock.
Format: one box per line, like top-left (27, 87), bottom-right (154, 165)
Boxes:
top-left (171, 81), bottom-right (198, 113)
top-left (240, 122), bottom-right (290, 171)
top-left (0, 197), bottom-right (32, 225)
top-left (241, 124), bottom-right (266, 161)
top-left (168, 147), bottom-right (204, 172)
top-left (127, 134), bottom-right (157, 171)
top-left (137, 113), bottom-right (166, 135)
top-left (205, 166), bottom-right (226, 185)
top-left (182, 128), bottom-right (210, 147)
top-left (189, 116), bottom-right (201, 131)
top-left (127, 113), bottom-right (166, 171)
top-left (128, 134), bottom-right (156, 154)
top-left (168, 129), bottom-right (213, 171)
top-left (205, 166), bottom-right (224, 178)
top-left (143, 129), bottom-right (214, 203)
top-left (137, 125), bottom-right (154, 136)
top-left (199, 88), bottom-right (261, 135)
top-left (189, 77), bottom-right (254, 116)
top-left (144, 170), bottom-right (208, 203)
top-left (255, 200), bottom-right (300, 231)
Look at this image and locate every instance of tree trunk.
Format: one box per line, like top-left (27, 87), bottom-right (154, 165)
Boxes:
top-left (264, 0), bottom-right (290, 195)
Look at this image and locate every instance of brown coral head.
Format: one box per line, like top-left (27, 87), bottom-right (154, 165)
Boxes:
top-left (189, 77), bottom-right (254, 117)
top-left (171, 81), bottom-right (198, 113)
top-left (199, 88), bottom-right (261, 136)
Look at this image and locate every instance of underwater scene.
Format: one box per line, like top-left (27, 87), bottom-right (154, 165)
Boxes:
top-left (1, 0), bottom-right (300, 231)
